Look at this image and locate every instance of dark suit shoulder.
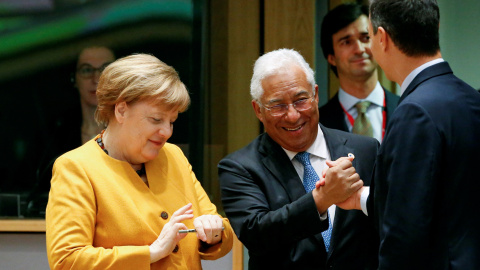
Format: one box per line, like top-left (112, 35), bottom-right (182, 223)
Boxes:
top-left (384, 89), bottom-right (400, 101)
top-left (221, 134), bottom-right (263, 160)
top-left (218, 133), bottom-right (284, 170)
top-left (319, 94), bottom-right (340, 111)
top-left (385, 89), bottom-right (400, 105)
top-left (319, 94), bottom-right (348, 132)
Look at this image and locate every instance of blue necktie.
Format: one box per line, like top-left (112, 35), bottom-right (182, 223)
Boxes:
top-left (295, 152), bottom-right (333, 252)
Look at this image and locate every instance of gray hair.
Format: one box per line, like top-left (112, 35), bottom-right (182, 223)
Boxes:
top-left (250, 48), bottom-right (315, 101)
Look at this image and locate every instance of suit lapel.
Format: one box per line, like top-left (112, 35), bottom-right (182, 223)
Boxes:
top-left (259, 133), bottom-right (329, 252)
top-left (322, 125), bottom-right (354, 165)
top-left (258, 134), bottom-right (306, 202)
top-left (321, 125), bottom-right (355, 255)
top-left (258, 129), bottom-right (358, 255)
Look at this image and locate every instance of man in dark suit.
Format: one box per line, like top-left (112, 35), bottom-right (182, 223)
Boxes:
top-left (334, 1), bottom-right (480, 269)
top-left (219, 48), bottom-right (379, 269)
top-left (319, 3), bottom-right (399, 143)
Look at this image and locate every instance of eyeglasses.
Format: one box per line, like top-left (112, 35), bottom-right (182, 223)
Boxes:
top-left (258, 97), bottom-right (315, 116)
top-left (76, 63), bottom-right (111, 79)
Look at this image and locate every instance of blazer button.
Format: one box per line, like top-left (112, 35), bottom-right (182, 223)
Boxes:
top-left (173, 245), bottom-right (179, 253)
top-left (160, 211), bottom-right (168, 219)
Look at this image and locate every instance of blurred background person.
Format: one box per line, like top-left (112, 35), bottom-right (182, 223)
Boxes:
top-left (75, 46), bottom-right (116, 143)
top-left (319, 3), bottom-right (398, 143)
top-left (46, 53), bottom-right (233, 269)
top-left (26, 46), bottom-right (115, 217)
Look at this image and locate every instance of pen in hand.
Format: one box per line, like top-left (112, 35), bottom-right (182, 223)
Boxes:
top-left (179, 227), bottom-right (225, 233)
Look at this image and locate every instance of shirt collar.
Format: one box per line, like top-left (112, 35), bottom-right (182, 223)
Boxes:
top-left (283, 124), bottom-right (328, 161)
top-left (338, 81), bottom-right (384, 110)
top-left (400, 58), bottom-right (444, 95)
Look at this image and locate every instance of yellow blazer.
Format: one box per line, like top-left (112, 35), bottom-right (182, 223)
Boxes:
top-left (46, 140), bottom-right (233, 269)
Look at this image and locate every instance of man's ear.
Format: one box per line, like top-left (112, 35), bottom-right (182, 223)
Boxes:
top-left (327, 54), bottom-right (337, 67)
top-left (378, 26), bottom-right (388, 52)
top-left (114, 101), bottom-right (128, 123)
top-left (252, 100), bottom-right (264, 123)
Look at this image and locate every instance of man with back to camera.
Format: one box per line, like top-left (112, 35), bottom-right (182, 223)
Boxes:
top-left (218, 48), bottom-right (380, 269)
top-left (319, 3), bottom-right (399, 143)
top-left (330, 0), bottom-right (480, 269)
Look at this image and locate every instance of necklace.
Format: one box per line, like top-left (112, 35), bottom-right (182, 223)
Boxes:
top-left (95, 130), bottom-right (146, 176)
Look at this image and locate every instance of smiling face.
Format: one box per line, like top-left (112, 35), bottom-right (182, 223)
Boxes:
top-left (253, 65), bottom-right (319, 152)
top-left (328, 15), bottom-right (377, 82)
top-left (116, 98), bottom-right (178, 164)
top-left (75, 47), bottom-right (115, 107)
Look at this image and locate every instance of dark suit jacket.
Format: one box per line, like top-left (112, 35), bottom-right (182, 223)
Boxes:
top-left (219, 125), bottom-right (379, 270)
top-left (368, 62), bottom-right (480, 269)
top-left (319, 88), bottom-right (399, 136)
top-left (27, 104), bottom-right (83, 217)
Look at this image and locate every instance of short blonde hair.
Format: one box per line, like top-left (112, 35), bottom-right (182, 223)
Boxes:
top-left (95, 54), bottom-right (190, 126)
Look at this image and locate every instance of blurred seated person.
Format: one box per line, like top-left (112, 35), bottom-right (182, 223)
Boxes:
top-left (76, 46), bottom-right (117, 143)
top-left (26, 46), bottom-right (115, 216)
top-left (46, 53), bottom-right (234, 269)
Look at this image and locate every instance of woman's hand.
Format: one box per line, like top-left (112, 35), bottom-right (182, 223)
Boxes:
top-left (193, 215), bottom-right (223, 245)
top-left (149, 203), bottom-right (194, 263)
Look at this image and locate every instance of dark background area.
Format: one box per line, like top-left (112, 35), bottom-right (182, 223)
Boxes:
top-left (0, 0), bottom-right (196, 217)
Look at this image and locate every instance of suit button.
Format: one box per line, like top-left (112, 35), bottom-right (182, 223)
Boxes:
top-left (173, 245), bottom-right (179, 253)
top-left (160, 211), bottom-right (168, 219)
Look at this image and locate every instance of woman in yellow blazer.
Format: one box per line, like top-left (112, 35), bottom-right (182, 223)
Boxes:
top-left (46, 54), bottom-right (234, 269)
